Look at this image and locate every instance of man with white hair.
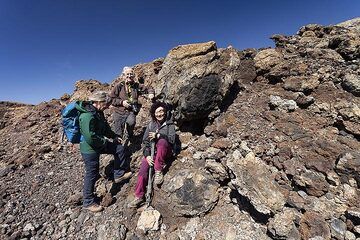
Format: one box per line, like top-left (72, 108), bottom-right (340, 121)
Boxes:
top-left (108, 67), bottom-right (154, 140)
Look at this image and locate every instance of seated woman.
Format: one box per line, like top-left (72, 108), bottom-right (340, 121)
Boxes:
top-left (128, 101), bottom-right (175, 208)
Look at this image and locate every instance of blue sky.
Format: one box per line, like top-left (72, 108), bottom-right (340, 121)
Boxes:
top-left (0, 0), bottom-right (359, 104)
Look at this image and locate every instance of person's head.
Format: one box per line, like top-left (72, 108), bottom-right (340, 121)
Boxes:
top-left (89, 91), bottom-right (110, 111)
top-left (122, 66), bottom-right (135, 84)
top-left (150, 101), bottom-right (168, 123)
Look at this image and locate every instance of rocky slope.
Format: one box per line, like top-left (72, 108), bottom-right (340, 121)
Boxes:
top-left (0, 18), bottom-right (359, 240)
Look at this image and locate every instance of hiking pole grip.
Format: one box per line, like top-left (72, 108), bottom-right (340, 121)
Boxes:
top-left (145, 141), bottom-right (155, 206)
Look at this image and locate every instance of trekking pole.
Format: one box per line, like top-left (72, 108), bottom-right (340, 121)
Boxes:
top-left (145, 141), bottom-right (155, 207)
top-left (123, 123), bottom-right (129, 146)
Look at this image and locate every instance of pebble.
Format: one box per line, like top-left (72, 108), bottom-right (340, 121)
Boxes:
top-left (23, 223), bottom-right (35, 232)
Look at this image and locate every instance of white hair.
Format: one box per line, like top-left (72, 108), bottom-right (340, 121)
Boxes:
top-left (122, 66), bottom-right (133, 74)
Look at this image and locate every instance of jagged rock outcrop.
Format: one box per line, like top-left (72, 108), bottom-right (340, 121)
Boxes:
top-left (157, 41), bottom-right (256, 124)
top-left (1, 18), bottom-right (360, 240)
top-left (228, 152), bottom-right (286, 215)
top-left (70, 79), bottom-right (109, 102)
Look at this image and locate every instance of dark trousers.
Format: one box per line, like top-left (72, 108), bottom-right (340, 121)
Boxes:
top-left (113, 111), bottom-right (136, 138)
top-left (81, 142), bottom-right (126, 207)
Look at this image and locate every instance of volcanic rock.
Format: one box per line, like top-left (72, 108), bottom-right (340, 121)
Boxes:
top-left (161, 168), bottom-right (219, 216)
top-left (227, 152), bottom-right (286, 215)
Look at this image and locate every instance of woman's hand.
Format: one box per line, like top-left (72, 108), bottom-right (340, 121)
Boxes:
top-left (146, 156), bottom-right (154, 166)
top-left (149, 131), bottom-right (156, 141)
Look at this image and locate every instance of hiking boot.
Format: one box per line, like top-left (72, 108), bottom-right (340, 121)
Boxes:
top-left (128, 197), bottom-right (144, 208)
top-left (154, 171), bottom-right (164, 185)
top-left (114, 171), bottom-right (132, 184)
top-left (83, 203), bottom-right (103, 213)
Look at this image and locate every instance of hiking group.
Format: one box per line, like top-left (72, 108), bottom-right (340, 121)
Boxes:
top-left (62, 66), bottom-right (175, 212)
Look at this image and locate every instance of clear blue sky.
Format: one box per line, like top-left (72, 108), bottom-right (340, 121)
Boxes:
top-left (1, 0), bottom-right (359, 104)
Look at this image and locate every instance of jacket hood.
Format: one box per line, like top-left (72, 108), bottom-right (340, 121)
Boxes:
top-left (75, 101), bottom-right (97, 114)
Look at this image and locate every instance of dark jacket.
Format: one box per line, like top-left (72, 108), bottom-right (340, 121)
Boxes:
top-left (77, 101), bottom-right (117, 153)
top-left (142, 119), bottom-right (176, 157)
top-left (108, 81), bottom-right (154, 114)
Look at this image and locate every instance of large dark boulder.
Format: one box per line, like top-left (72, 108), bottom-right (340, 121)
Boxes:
top-left (157, 41), bottom-right (256, 123)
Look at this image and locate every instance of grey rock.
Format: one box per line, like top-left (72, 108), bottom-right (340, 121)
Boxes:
top-left (269, 95), bottom-right (298, 112)
top-left (205, 159), bottom-right (229, 182)
top-left (227, 152), bottom-right (286, 214)
top-left (342, 74), bottom-right (360, 96)
top-left (336, 152), bottom-right (360, 186)
top-left (23, 223), bottom-right (35, 232)
top-left (162, 168), bottom-right (219, 216)
top-left (97, 220), bottom-right (127, 240)
top-left (177, 203), bottom-right (270, 240)
top-left (205, 147), bottom-right (225, 160)
top-left (268, 208), bottom-right (301, 240)
top-left (304, 195), bottom-right (347, 220)
top-left (330, 218), bottom-right (347, 240)
top-left (293, 92), bottom-right (315, 108)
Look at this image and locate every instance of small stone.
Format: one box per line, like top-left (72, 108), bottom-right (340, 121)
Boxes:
top-left (66, 192), bottom-right (82, 206)
top-left (346, 208), bottom-right (360, 224)
top-left (68, 225), bottom-right (75, 234)
top-left (101, 193), bottom-right (114, 207)
top-left (330, 219), bottom-right (346, 240)
top-left (70, 210), bottom-right (80, 220)
top-left (5, 215), bottom-right (16, 224)
top-left (193, 152), bottom-right (203, 160)
top-left (345, 231), bottom-right (356, 240)
top-left (58, 220), bottom-right (67, 227)
top-left (269, 95), bottom-right (298, 112)
top-left (64, 208), bottom-right (73, 216)
top-left (211, 138), bottom-right (231, 149)
top-left (232, 150), bottom-right (242, 160)
top-left (96, 220), bottom-right (127, 239)
top-left (353, 225), bottom-right (360, 234)
top-left (137, 207), bottom-right (162, 232)
top-left (23, 223), bottom-right (35, 232)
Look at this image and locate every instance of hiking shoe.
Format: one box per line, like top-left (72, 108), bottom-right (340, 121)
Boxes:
top-left (83, 203), bottom-right (103, 213)
top-left (154, 171), bottom-right (164, 185)
top-left (128, 197), bottom-right (144, 208)
top-left (114, 171), bottom-right (132, 184)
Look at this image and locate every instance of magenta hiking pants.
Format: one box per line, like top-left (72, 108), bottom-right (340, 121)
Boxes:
top-left (134, 139), bottom-right (172, 198)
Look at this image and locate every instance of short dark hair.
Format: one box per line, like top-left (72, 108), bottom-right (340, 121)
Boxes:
top-left (150, 101), bottom-right (168, 121)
